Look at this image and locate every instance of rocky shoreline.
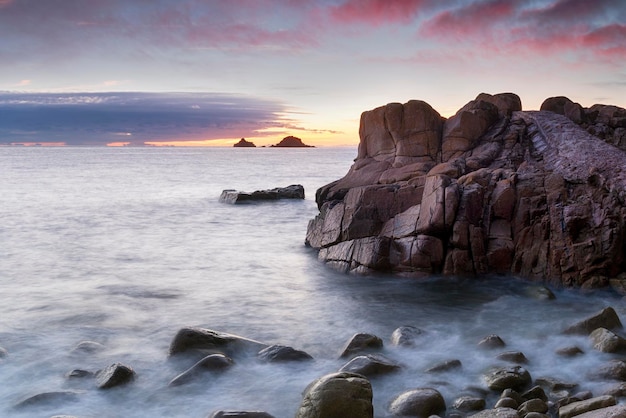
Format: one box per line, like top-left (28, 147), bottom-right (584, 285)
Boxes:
top-left (306, 93), bottom-right (626, 289)
top-left (6, 305), bottom-right (625, 417)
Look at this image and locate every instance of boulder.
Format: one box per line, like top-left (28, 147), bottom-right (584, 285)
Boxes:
top-left (519, 399), bottom-right (549, 416)
top-left (339, 354), bottom-right (400, 377)
top-left (478, 335), bottom-right (506, 349)
top-left (388, 388), bottom-right (446, 417)
top-left (592, 360), bottom-right (626, 381)
top-left (295, 372), bottom-right (373, 418)
top-left (496, 351), bottom-right (528, 364)
top-left (558, 396), bottom-right (616, 418)
top-left (96, 363), bottom-right (135, 389)
top-left (573, 405), bottom-right (626, 418)
top-left (257, 345), bottom-right (313, 362)
top-left (209, 411), bottom-right (274, 418)
top-left (169, 353), bottom-right (234, 386)
top-left (468, 408), bottom-right (520, 418)
top-left (169, 327), bottom-right (267, 356)
top-left (339, 333), bottom-right (383, 358)
top-left (484, 366), bottom-right (532, 391)
top-left (219, 185), bottom-right (305, 204)
top-left (563, 307), bottom-right (623, 335)
top-left (307, 94), bottom-right (626, 288)
top-left (453, 396), bottom-right (486, 412)
top-left (589, 328), bottom-right (626, 353)
top-left (390, 325), bottom-right (425, 347)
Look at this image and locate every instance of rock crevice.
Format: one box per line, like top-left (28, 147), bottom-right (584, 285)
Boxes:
top-left (306, 93), bottom-right (626, 287)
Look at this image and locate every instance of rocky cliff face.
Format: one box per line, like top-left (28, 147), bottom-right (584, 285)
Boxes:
top-left (306, 93), bottom-right (626, 288)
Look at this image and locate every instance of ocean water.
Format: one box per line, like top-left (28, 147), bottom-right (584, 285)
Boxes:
top-left (0, 146), bottom-right (623, 418)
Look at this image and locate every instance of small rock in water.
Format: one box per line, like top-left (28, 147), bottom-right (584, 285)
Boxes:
top-left (339, 333), bottom-right (383, 358)
top-left (96, 363), bottom-right (135, 389)
top-left (555, 346), bottom-right (584, 357)
top-left (388, 388), bottom-right (446, 418)
top-left (426, 359), bottom-right (463, 373)
top-left (390, 325), bottom-right (425, 347)
top-left (209, 411), bottom-right (275, 418)
top-left (169, 327), bottom-right (267, 356)
top-left (339, 353), bottom-right (400, 377)
top-left (518, 398), bottom-right (549, 416)
top-left (70, 340), bottom-right (105, 355)
top-left (13, 391), bottom-right (82, 409)
top-left (591, 360), bottom-right (626, 381)
top-left (66, 369), bottom-right (95, 379)
top-left (257, 345), bottom-right (313, 362)
top-left (478, 334), bottom-right (506, 349)
top-left (219, 185), bottom-right (305, 204)
top-left (169, 353), bottom-right (234, 386)
top-left (496, 397), bottom-right (519, 409)
top-left (0, 346), bottom-right (8, 358)
top-left (525, 286), bottom-right (556, 300)
top-left (563, 307), bottom-right (623, 335)
top-left (522, 386), bottom-right (548, 402)
top-left (497, 351), bottom-right (528, 364)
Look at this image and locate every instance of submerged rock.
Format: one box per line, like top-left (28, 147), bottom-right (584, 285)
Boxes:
top-left (210, 412), bottom-right (274, 418)
top-left (96, 363), bottom-right (135, 389)
top-left (339, 353), bottom-right (400, 377)
top-left (306, 93), bottom-right (626, 287)
top-left (169, 327), bottom-right (267, 356)
top-left (390, 325), bottom-right (425, 347)
top-left (169, 353), bottom-right (234, 386)
top-left (339, 333), bottom-right (383, 358)
top-left (220, 184), bottom-right (305, 204)
top-left (14, 391), bottom-right (82, 409)
top-left (257, 345), bottom-right (313, 362)
top-left (563, 307), bottom-right (623, 335)
top-left (295, 372), bottom-right (373, 418)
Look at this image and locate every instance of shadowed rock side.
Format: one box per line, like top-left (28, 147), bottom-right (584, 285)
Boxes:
top-left (305, 93), bottom-right (626, 288)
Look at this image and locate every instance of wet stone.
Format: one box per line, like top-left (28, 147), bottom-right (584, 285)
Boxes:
top-left (478, 335), bottom-right (506, 349)
top-left (96, 363), bottom-right (135, 389)
top-left (495, 397), bottom-right (519, 409)
top-left (389, 388), bottom-right (446, 418)
top-left (70, 341), bottom-right (105, 355)
top-left (391, 325), bottom-right (425, 347)
top-left (339, 333), bottom-right (383, 358)
top-left (339, 353), bottom-right (400, 377)
top-left (426, 359), bottom-right (463, 373)
top-left (522, 386), bottom-right (548, 402)
top-left (257, 345), bottom-right (313, 362)
top-left (555, 346), bottom-right (584, 357)
top-left (209, 411), bottom-right (275, 418)
top-left (453, 396), bottom-right (486, 412)
top-left (169, 353), bottom-right (234, 386)
top-left (485, 366), bottom-right (532, 391)
top-left (14, 391), bottom-right (82, 409)
top-left (497, 351), bottom-right (528, 364)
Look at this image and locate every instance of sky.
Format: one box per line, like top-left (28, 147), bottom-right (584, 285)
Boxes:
top-left (0, 0), bottom-right (625, 147)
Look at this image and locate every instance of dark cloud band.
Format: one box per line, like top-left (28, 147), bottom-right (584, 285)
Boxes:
top-left (0, 92), bottom-right (286, 145)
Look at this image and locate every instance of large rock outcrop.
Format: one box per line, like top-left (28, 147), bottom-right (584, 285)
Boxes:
top-left (306, 93), bottom-right (626, 288)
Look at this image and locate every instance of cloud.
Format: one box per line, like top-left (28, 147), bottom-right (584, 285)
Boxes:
top-left (328, 0), bottom-right (430, 26)
top-left (0, 92), bottom-right (291, 145)
top-left (418, 0), bottom-right (626, 62)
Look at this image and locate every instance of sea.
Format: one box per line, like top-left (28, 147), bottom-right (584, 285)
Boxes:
top-left (0, 146), bottom-right (623, 418)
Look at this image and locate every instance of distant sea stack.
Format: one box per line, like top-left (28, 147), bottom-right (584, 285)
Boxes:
top-left (272, 136), bottom-right (314, 148)
top-left (306, 92), bottom-right (626, 290)
top-left (233, 138), bottom-right (256, 147)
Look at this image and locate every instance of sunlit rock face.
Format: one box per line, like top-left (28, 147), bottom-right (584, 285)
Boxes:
top-left (306, 93), bottom-right (626, 288)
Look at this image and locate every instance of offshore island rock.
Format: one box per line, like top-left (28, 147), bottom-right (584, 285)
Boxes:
top-left (271, 135), bottom-right (314, 147)
top-left (233, 138), bottom-right (256, 147)
top-left (306, 92), bottom-right (626, 288)
top-left (220, 184), bottom-right (305, 204)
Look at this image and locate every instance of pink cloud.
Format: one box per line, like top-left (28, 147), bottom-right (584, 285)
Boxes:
top-left (329, 0), bottom-right (429, 26)
top-left (422, 0), bottom-right (518, 36)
